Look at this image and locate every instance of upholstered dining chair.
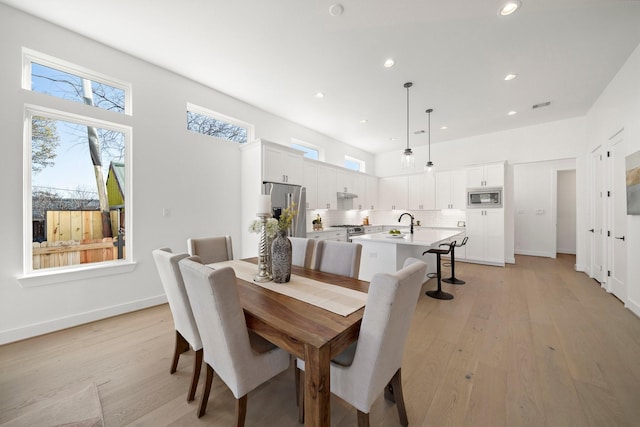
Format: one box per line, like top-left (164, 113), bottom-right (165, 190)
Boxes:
top-left (187, 235), bottom-right (233, 264)
top-left (296, 257), bottom-right (427, 426)
top-left (313, 240), bottom-right (362, 278)
top-left (289, 237), bottom-right (316, 269)
top-left (178, 257), bottom-right (291, 424)
top-left (151, 248), bottom-right (203, 402)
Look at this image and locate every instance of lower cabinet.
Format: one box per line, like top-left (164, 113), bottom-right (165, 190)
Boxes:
top-left (307, 229), bottom-right (347, 242)
top-left (465, 209), bottom-right (504, 265)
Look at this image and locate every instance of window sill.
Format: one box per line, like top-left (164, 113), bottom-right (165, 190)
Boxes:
top-left (17, 261), bottom-right (137, 288)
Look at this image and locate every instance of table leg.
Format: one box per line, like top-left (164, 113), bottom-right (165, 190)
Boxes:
top-left (304, 343), bottom-right (331, 427)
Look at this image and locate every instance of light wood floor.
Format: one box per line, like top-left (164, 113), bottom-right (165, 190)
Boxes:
top-left (1, 254), bottom-right (639, 426)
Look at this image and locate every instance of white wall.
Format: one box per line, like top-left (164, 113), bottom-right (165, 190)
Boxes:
top-left (513, 159), bottom-right (576, 257)
top-left (585, 42), bottom-right (640, 316)
top-left (374, 117), bottom-right (588, 266)
top-left (557, 170), bottom-right (577, 254)
top-left (0, 4), bottom-right (374, 344)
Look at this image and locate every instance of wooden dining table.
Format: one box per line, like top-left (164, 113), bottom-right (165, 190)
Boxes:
top-left (237, 258), bottom-right (369, 427)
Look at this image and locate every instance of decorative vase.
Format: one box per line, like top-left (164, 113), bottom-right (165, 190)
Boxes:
top-left (271, 230), bottom-right (292, 283)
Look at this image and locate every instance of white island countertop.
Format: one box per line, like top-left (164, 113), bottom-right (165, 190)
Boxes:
top-left (350, 229), bottom-right (464, 281)
top-left (351, 229), bottom-right (463, 247)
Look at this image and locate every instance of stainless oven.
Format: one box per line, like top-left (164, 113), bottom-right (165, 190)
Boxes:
top-left (334, 225), bottom-right (365, 242)
top-left (467, 188), bottom-right (502, 208)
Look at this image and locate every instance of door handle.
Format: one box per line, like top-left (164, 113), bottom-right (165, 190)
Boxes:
top-left (615, 236), bottom-right (625, 241)
top-left (588, 229), bottom-right (594, 233)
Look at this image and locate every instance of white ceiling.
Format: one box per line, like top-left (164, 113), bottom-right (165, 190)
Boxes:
top-left (4, 0), bottom-right (640, 154)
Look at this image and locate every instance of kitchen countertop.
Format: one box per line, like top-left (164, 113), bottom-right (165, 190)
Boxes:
top-left (351, 229), bottom-right (463, 247)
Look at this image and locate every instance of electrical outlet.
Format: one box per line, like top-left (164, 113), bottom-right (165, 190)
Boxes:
top-left (162, 208), bottom-right (171, 217)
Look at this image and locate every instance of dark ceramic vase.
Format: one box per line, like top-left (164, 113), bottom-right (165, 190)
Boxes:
top-left (271, 230), bottom-right (292, 283)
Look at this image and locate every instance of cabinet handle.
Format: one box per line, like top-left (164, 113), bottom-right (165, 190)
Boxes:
top-left (615, 236), bottom-right (625, 241)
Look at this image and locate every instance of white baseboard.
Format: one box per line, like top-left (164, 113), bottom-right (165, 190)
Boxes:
top-left (515, 249), bottom-right (555, 258)
top-left (557, 248), bottom-right (577, 255)
top-left (575, 263), bottom-right (585, 272)
top-left (506, 257), bottom-right (515, 264)
top-left (0, 294), bottom-right (168, 345)
top-left (627, 298), bottom-right (640, 318)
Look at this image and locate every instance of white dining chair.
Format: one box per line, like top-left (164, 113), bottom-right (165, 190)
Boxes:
top-left (178, 257), bottom-right (290, 424)
top-left (187, 235), bottom-right (233, 264)
top-left (151, 248), bottom-right (203, 402)
top-left (313, 240), bottom-right (362, 279)
top-left (296, 257), bottom-right (427, 426)
top-left (289, 237), bottom-right (316, 269)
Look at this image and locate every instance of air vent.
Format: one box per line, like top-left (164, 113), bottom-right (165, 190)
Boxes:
top-left (532, 101), bottom-right (551, 109)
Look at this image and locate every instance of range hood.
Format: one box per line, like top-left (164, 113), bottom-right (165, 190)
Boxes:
top-left (337, 192), bottom-right (358, 199)
top-left (336, 192), bottom-right (358, 210)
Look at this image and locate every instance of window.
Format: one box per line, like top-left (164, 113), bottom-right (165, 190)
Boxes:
top-left (186, 103), bottom-right (253, 144)
top-left (22, 49), bottom-right (132, 279)
top-left (291, 139), bottom-right (320, 160)
top-left (345, 155), bottom-right (366, 172)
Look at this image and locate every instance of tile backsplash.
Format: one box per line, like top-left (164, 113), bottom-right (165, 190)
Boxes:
top-left (306, 209), bottom-right (466, 229)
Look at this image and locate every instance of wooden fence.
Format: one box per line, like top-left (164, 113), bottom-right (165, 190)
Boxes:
top-left (32, 210), bottom-right (125, 269)
top-left (32, 238), bottom-right (125, 269)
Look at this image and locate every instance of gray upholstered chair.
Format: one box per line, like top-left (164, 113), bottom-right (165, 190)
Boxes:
top-left (186, 235), bottom-right (233, 264)
top-left (296, 257), bottom-right (427, 426)
top-left (151, 248), bottom-right (203, 402)
top-left (313, 240), bottom-right (362, 279)
top-left (178, 258), bottom-right (290, 423)
top-left (289, 237), bottom-right (316, 269)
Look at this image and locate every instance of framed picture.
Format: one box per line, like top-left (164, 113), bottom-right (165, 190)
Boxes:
top-left (626, 150), bottom-right (640, 215)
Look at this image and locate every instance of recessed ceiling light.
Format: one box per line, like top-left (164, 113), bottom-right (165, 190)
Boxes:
top-left (440, 126), bottom-right (448, 130)
top-left (390, 137), bottom-right (397, 141)
top-left (315, 92), bottom-right (325, 99)
top-left (508, 110), bottom-right (517, 116)
top-left (504, 73), bottom-right (517, 81)
top-left (360, 119), bottom-right (368, 124)
top-left (383, 58), bottom-right (395, 68)
top-left (499, 0), bottom-right (521, 16)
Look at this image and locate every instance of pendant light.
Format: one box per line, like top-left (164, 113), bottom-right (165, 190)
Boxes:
top-left (400, 82), bottom-right (414, 169)
top-left (424, 108), bottom-right (435, 173)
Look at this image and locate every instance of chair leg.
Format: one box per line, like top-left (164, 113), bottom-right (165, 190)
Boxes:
top-left (296, 368), bottom-right (305, 423)
top-left (443, 245), bottom-right (465, 285)
top-left (390, 369), bottom-right (409, 426)
top-left (187, 348), bottom-right (203, 402)
top-left (426, 254), bottom-right (454, 300)
top-left (235, 395), bottom-right (248, 427)
top-left (357, 410), bottom-right (370, 427)
top-left (171, 330), bottom-right (190, 374)
top-left (197, 364), bottom-right (214, 418)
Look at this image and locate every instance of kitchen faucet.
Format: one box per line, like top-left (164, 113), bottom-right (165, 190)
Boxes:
top-left (398, 212), bottom-right (415, 234)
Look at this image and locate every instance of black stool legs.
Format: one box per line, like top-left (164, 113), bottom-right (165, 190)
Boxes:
top-left (443, 236), bottom-right (467, 285)
top-left (423, 242), bottom-right (456, 300)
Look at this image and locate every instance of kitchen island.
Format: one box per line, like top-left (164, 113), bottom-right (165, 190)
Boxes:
top-left (351, 229), bottom-right (463, 281)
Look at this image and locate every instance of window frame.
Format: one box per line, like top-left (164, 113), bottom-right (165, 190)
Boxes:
top-left (186, 102), bottom-right (254, 144)
top-left (22, 48), bottom-right (133, 116)
top-left (291, 138), bottom-right (323, 161)
top-left (18, 49), bottom-right (135, 287)
top-left (344, 155), bottom-right (366, 173)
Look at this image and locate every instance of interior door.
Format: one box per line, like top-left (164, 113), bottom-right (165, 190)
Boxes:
top-left (608, 133), bottom-right (627, 301)
top-left (590, 148), bottom-right (606, 283)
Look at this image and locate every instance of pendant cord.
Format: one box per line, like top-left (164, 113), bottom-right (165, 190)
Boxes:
top-left (406, 85), bottom-right (410, 151)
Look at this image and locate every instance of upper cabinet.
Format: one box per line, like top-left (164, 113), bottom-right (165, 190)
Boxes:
top-left (336, 169), bottom-right (356, 194)
top-left (303, 161), bottom-right (318, 210)
top-left (378, 176), bottom-right (408, 211)
top-left (316, 164), bottom-right (338, 210)
top-left (435, 169), bottom-right (467, 209)
top-left (262, 143), bottom-right (304, 185)
top-left (466, 162), bottom-right (504, 188)
top-left (408, 172), bottom-right (436, 210)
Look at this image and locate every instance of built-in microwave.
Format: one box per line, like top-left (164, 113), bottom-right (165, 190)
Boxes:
top-left (467, 188), bottom-right (502, 208)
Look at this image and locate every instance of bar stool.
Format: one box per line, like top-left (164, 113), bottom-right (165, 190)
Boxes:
top-left (423, 241), bottom-right (456, 300)
top-left (443, 236), bottom-right (468, 285)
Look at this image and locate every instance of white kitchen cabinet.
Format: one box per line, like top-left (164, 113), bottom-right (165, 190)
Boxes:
top-left (435, 170), bottom-right (466, 209)
top-left (262, 143), bottom-right (304, 185)
top-left (308, 229), bottom-right (347, 242)
top-left (378, 176), bottom-right (408, 211)
top-left (303, 161), bottom-right (318, 210)
top-left (465, 208), bottom-right (504, 265)
top-left (316, 164), bottom-right (337, 209)
top-left (408, 172), bottom-right (436, 210)
top-left (364, 175), bottom-right (378, 210)
top-left (466, 162), bottom-right (504, 188)
top-left (336, 169), bottom-right (356, 194)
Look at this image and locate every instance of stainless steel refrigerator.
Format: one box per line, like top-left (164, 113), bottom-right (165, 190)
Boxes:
top-left (263, 182), bottom-right (306, 237)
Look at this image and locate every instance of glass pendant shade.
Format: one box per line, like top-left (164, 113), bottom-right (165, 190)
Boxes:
top-left (400, 82), bottom-right (414, 169)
